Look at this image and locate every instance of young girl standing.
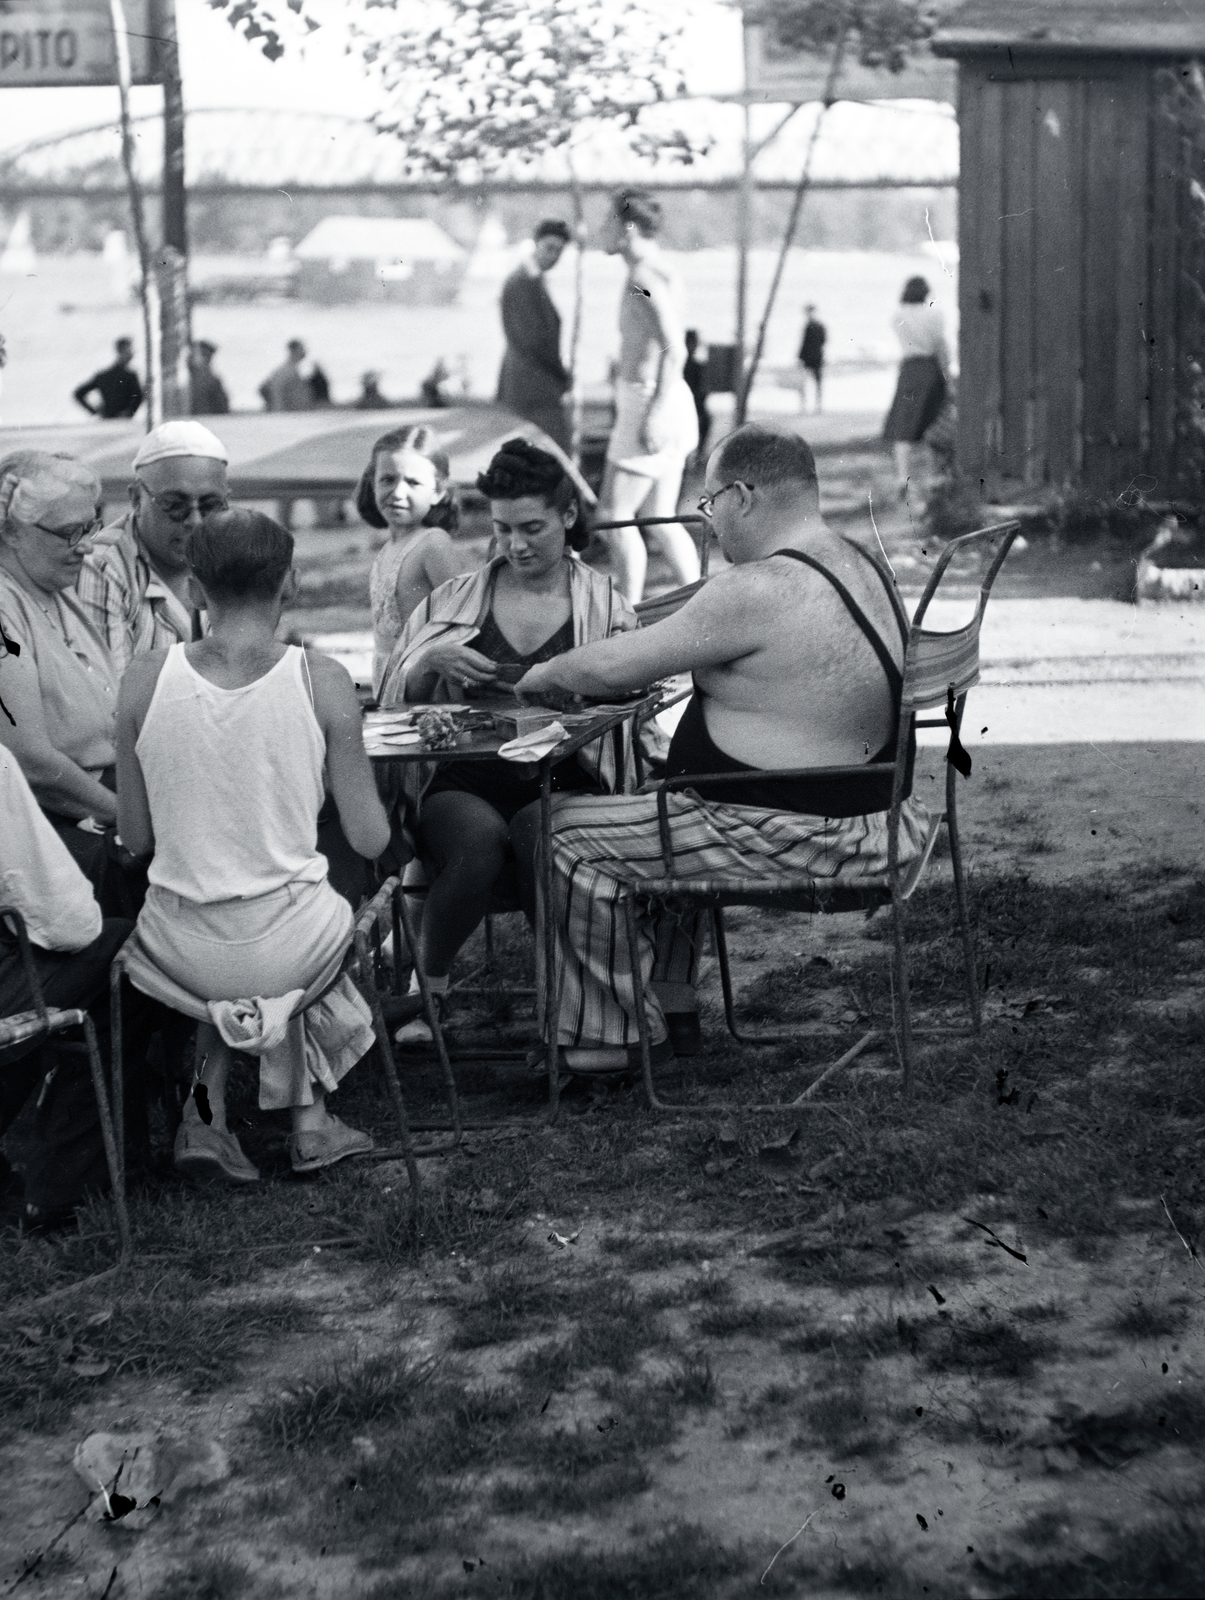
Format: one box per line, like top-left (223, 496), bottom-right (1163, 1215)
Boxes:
top-left (359, 426), bottom-right (471, 697)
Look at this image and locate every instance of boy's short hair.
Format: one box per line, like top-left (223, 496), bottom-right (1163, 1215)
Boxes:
top-left (711, 424), bottom-right (818, 495)
top-left (534, 219), bottom-right (571, 243)
top-left (611, 190), bottom-right (662, 238)
top-left (187, 509), bottom-right (293, 603)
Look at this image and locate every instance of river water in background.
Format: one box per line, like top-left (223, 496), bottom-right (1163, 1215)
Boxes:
top-left (0, 245), bottom-right (957, 426)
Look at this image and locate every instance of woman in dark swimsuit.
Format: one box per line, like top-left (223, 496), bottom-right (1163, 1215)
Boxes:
top-left (399, 440), bottom-right (636, 1011)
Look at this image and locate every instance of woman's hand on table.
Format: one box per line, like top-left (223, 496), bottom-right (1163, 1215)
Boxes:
top-left (423, 641), bottom-right (499, 691)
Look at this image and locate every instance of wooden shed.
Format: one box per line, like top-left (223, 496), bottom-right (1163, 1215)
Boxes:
top-left (933, 0), bottom-right (1205, 499)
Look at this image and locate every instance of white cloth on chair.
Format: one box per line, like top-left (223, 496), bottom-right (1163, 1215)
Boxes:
top-left (126, 879), bottom-right (374, 1109)
top-left (208, 992), bottom-right (305, 1054)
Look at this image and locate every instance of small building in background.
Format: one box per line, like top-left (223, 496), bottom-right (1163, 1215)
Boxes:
top-left (293, 216), bottom-right (467, 306)
top-left (934, 0), bottom-right (1205, 500)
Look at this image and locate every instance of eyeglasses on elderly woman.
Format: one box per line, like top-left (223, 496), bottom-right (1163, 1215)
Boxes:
top-left (32, 516), bottom-right (103, 547)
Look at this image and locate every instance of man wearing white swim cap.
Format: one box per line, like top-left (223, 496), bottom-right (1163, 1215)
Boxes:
top-left (77, 420), bottom-right (230, 676)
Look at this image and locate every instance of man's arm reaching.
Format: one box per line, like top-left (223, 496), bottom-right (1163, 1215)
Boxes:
top-left (515, 566), bottom-right (769, 702)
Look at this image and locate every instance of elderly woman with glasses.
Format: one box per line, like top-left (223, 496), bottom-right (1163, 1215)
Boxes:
top-left (78, 420), bottom-right (229, 676)
top-left (0, 450), bottom-right (126, 901)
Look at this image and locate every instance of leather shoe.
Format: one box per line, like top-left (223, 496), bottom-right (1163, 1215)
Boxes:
top-left (174, 1107), bottom-right (260, 1186)
top-left (288, 1114), bottom-right (374, 1173)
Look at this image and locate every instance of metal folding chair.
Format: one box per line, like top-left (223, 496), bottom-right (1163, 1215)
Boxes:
top-left (352, 875), bottom-right (461, 1155)
top-left (619, 521), bottom-right (1020, 1110)
top-left (108, 881), bottom-right (439, 1208)
top-left (592, 510), bottom-right (712, 581)
top-left (0, 907), bottom-right (130, 1263)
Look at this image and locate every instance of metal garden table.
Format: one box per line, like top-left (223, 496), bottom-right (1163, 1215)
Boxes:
top-left (365, 695), bottom-right (658, 1119)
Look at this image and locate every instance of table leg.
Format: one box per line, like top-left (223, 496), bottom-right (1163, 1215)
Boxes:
top-left (540, 759), bottom-right (560, 1123)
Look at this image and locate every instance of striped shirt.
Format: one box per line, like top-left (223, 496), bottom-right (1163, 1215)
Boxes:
top-left (76, 514), bottom-right (203, 679)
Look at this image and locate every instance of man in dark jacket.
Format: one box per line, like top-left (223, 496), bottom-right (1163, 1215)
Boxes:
top-left (188, 340), bottom-right (230, 416)
top-left (798, 305), bottom-right (826, 414)
top-left (496, 219), bottom-right (572, 451)
top-left (73, 337), bottom-right (143, 419)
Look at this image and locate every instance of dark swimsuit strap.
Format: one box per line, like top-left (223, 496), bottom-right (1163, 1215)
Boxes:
top-left (768, 547), bottom-right (905, 698)
top-left (840, 538), bottom-right (911, 651)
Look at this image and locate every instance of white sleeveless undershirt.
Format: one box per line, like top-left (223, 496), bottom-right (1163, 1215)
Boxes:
top-left (136, 643), bottom-right (328, 903)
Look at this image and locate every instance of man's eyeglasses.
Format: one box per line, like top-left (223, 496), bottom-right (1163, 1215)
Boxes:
top-left (33, 517), bottom-right (103, 548)
top-left (696, 481), bottom-right (750, 519)
top-left (136, 478), bottom-right (229, 524)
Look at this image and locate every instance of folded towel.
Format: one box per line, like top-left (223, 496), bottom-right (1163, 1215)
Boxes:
top-left (207, 991), bottom-right (306, 1054)
top-left (497, 721), bottom-right (568, 763)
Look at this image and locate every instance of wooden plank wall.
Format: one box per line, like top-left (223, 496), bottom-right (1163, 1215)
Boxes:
top-left (956, 69), bottom-right (1004, 488)
top-left (1031, 76), bottom-right (1083, 484)
top-left (955, 57), bottom-right (1177, 498)
top-left (1148, 73), bottom-right (1184, 495)
top-left (999, 77), bottom-right (1038, 483)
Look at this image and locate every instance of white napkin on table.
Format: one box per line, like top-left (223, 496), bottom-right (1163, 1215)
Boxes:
top-left (497, 721), bottom-right (568, 763)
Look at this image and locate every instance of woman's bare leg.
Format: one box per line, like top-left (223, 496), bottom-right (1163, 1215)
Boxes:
top-left (598, 463), bottom-right (653, 601)
top-left (416, 791), bottom-right (511, 978)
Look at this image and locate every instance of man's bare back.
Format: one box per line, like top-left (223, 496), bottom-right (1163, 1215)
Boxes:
top-left (692, 533), bottom-right (901, 770)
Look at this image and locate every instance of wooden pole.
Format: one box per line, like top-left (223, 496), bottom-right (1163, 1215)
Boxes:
top-left (734, 99), bottom-right (752, 425)
top-left (158, 0), bottom-right (190, 417)
top-left (567, 153), bottom-right (586, 465)
top-left (736, 35), bottom-right (847, 424)
top-left (107, 0), bottom-right (158, 428)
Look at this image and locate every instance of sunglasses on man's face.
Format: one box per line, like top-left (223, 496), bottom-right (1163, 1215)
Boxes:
top-left (136, 478), bottom-right (229, 524)
top-left (33, 516), bottom-right (103, 548)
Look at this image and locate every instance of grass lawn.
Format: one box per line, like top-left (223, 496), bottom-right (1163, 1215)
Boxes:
top-left (2, 744), bottom-right (1204, 1599)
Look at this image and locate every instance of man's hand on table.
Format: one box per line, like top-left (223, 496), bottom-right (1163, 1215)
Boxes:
top-left (513, 662), bottom-right (581, 711)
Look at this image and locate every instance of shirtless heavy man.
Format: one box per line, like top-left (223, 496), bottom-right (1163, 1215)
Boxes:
top-left (514, 423), bottom-right (930, 1075)
top-left (597, 190), bottom-right (700, 602)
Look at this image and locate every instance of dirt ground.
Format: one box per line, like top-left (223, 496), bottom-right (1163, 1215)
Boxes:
top-left (2, 732), bottom-right (1203, 1600)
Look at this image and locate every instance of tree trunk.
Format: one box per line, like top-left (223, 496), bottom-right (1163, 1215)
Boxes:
top-left (159, 0), bottom-right (190, 418)
top-left (567, 162), bottom-right (586, 465)
top-left (108, 0), bottom-right (158, 428)
top-left (737, 34), bottom-right (847, 423)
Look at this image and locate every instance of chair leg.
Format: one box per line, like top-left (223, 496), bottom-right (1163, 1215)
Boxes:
top-left (889, 877), bottom-right (915, 1094)
top-left (109, 956), bottom-right (126, 1194)
top-left (946, 762), bottom-right (982, 1032)
top-left (713, 906), bottom-right (830, 1047)
top-left (623, 893), bottom-right (870, 1114)
top-left (623, 891), bottom-right (662, 1111)
top-left (395, 887), bottom-right (462, 1142)
top-left (362, 987), bottom-right (422, 1219)
top-left (84, 1013), bottom-right (131, 1267)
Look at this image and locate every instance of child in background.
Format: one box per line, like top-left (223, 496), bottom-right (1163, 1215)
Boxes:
top-left (359, 426), bottom-right (473, 697)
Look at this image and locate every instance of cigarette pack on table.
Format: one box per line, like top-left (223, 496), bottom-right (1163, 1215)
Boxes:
top-left (492, 708), bottom-right (564, 740)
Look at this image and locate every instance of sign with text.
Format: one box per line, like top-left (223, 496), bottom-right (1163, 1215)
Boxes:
top-left (0, 0), bottom-right (158, 87)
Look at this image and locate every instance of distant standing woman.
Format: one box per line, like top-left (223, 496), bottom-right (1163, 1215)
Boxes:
top-left (360, 425), bottom-right (474, 698)
top-left (882, 276), bottom-right (949, 500)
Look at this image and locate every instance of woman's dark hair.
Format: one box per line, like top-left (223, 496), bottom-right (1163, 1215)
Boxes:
top-left (187, 509), bottom-right (293, 603)
top-left (475, 438), bottom-right (585, 551)
top-left (355, 424), bottom-right (459, 533)
top-left (901, 276), bottom-right (930, 304)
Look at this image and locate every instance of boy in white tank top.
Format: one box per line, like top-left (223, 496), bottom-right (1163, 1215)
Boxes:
top-left (117, 510), bottom-right (392, 1185)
